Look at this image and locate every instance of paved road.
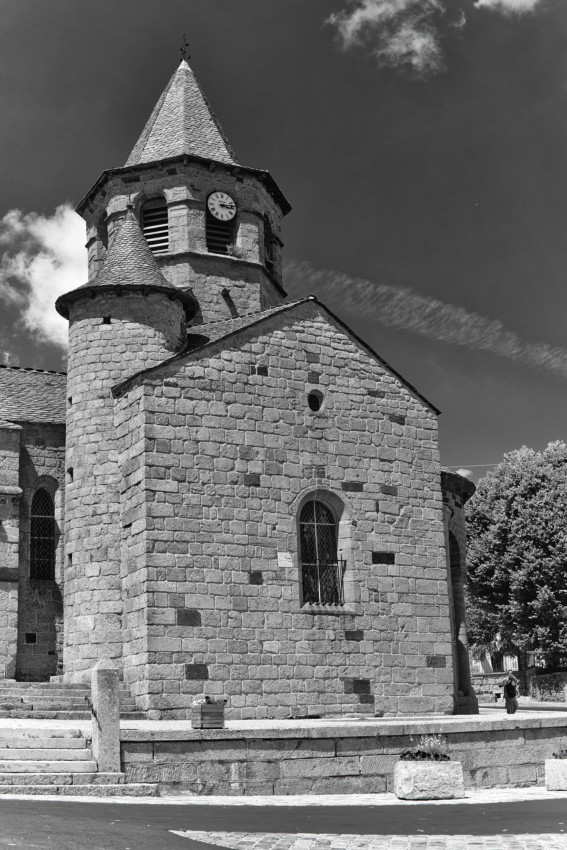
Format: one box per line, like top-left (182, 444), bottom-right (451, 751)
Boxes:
top-left (1, 798), bottom-right (567, 850)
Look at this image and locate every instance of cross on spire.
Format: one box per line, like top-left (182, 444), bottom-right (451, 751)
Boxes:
top-left (180, 34), bottom-right (190, 62)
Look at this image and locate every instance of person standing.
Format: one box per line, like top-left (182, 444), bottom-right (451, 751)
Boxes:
top-left (503, 672), bottom-right (519, 714)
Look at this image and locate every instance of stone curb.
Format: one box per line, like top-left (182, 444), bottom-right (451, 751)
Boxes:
top-left (0, 786), bottom-right (564, 805)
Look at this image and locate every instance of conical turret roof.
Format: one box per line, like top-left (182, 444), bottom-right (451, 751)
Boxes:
top-left (125, 60), bottom-right (238, 167)
top-left (86, 206), bottom-right (175, 290)
top-left (56, 207), bottom-right (196, 319)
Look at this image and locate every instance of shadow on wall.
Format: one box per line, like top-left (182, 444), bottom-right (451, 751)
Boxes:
top-left (16, 581), bottom-right (63, 682)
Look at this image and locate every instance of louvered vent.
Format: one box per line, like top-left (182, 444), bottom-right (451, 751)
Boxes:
top-left (141, 200), bottom-right (169, 253)
top-left (206, 211), bottom-right (233, 255)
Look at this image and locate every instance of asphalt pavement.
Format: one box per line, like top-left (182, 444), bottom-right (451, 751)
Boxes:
top-left (1, 792), bottom-right (567, 850)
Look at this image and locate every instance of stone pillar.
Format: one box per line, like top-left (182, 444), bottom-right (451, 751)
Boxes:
top-left (441, 470), bottom-right (479, 715)
top-left (91, 658), bottom-right (121, 772)
top-left (448, 530), bottom-right (475, 697)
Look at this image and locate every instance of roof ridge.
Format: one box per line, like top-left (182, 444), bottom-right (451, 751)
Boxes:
top-left (0, 364), bottom-right (67, 376)
top-left (194, 299), bottom-right (306, 329)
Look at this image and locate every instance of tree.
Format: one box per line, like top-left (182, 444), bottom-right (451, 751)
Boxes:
top-left (466, 441), bottom-right (567, 668)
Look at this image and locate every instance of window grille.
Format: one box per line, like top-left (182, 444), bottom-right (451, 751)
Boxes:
top-left (206, 211), bottom-right (233, 254)
top-left (141, 200), bottom-right (169, 253)
top-left (30, 489), bottom-right (55, 580)
top-left (300, 500), bottom-right (345, 605)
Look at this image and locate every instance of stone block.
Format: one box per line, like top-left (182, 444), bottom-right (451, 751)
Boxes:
top-left (394, 760), bottom-right (465, 800)
top-left (185, 663), bottom-right (209, 680)
top-left (122, 742), bottom-right (154, 762)
top-left (153, 740), bottom-right (248, 763)
top-left (280, 756), bottom-right (360, 778)
top-left (247, 738), bottom-right (335, 760)
top-left (359, 754), bottom-right (399, 775)
top-left (545, 759), bottom-right (567, 790)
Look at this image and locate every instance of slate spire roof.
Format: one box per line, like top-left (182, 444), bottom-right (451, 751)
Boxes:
top-left (125, 60), bottom-right (238, 167)
top-left (56, 207), bottom-right (196, 319)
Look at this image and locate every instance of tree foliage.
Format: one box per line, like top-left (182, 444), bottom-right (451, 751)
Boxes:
top-left (466, 441), bottom-right (567, 668)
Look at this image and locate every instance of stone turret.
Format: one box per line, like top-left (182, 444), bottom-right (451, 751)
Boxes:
top-left (75, 60), bottom-right (291, 325)
top-left (56, 208), bottom-right (196, 681)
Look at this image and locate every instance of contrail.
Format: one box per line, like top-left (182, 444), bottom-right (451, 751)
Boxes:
top-left (284, 259), bottom-right (567, 380)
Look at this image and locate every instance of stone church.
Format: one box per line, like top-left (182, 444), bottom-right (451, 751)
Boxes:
top-left (0, 60), bottom-right (477, 719)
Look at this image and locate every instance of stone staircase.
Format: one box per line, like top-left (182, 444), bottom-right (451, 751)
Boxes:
top-left (0, 726), bottom-right (158, 796)
top-left (0, 681), bottom-right (144, 720)
top-left (0, 681), bottom-right (157, 796)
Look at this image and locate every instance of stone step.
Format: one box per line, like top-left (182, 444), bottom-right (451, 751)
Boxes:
top-left (0, 683), bottom-right (133, 696)
top-left (0, 727), bottom-right (86, 737)
top-left (0, 681), bottom-right (89, 689)
top-left (0, 701), bottom-right (91, 711)
top-left (0, 696), bottom-right (138, 709)
top-left (0, 771), bottom-right (124, 786)
top-left (0, 737), bottom-right (88, 749)
top-left (0, 680), bottom-right (91, 699)
top-left (0, 783), bottom-right (158, 797)
top-left (0, 711), bottom-right (92, 720)
top-left (0, 710), bottom-right (144, 720)
top-left (0, 748), bottom-right (93, 761)
top-left (0, 760), bottom-right (98, 773)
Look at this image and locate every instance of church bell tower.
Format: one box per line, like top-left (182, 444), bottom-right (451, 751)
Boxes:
top-left (76, 59), bottom-right (291, 326)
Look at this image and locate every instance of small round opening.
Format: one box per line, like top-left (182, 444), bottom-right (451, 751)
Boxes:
top-left (308, 391), bottom-right (323, 412)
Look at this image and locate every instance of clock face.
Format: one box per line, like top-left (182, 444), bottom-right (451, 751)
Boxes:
top-left (207, 191), bottom-right (237, 222)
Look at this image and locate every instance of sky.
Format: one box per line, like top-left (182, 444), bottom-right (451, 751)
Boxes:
top-left (0, 0), bottom-right (566, 481)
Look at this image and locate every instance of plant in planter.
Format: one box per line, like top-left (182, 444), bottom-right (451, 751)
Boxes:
top-left (394, 734), bottom-right (465, 800)
top-left (545, 748), bottom-right (567, 790)
top-left (191, 696), bottom-right (228, 730)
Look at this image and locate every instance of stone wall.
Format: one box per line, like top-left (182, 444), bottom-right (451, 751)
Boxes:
top-left (0, 422), bottom-right (22, 676)
top-left (115, 299), bottom-right (456, 718)
top-left (472, 672), bottom-right (507, 700)
top-left (16, 422), bottom-right (65, 681)
top-left (120, 714), bottom-right (567, 795)
top-left (526, 671), bottom-right (567, 702)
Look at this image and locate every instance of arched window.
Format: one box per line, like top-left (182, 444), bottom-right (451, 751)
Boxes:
top-left (141, 199), bottom-right (169, 253)
top-left (299, 500), bottom-right (344, 605)
top-left (30, 489), bottom-right (56, 580)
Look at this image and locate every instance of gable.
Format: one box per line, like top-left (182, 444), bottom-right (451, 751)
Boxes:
top-left (113, 297), bottom-right (438, 415)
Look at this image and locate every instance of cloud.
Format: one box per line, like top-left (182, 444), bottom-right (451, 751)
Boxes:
top-left (284, 259), bottom-right (567, 380)
top-left (327, 0), bottom-right (446, 78)
top-left (455, 468), bottom-right (474, 478)
top-left (475, 0), bottom-right (542, 11)
top-left (450, 9), bottom-right (467, 30)
top-left (328, 0), bottom-right (545, 77)
top-left (0, 204), bottom-right (87, 350)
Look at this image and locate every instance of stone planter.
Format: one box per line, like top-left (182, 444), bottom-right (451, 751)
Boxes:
top-left (394, 760), bottom-right (465, 800)
top-left (191, 703), bottom-right (225, 730)
top-left (545, 759), bottom-right (567, 790)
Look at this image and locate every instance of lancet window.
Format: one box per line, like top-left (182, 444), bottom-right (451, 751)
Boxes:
top-left (30, 489), bottom-right (56, 580)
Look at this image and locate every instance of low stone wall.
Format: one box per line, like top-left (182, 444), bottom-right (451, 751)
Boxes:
top-left (471, 673), bottom-right (505, 699)
top-left (526, 671), bottom-right (567, 702)
top-left (120, 714), bottom-right (567, 795)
